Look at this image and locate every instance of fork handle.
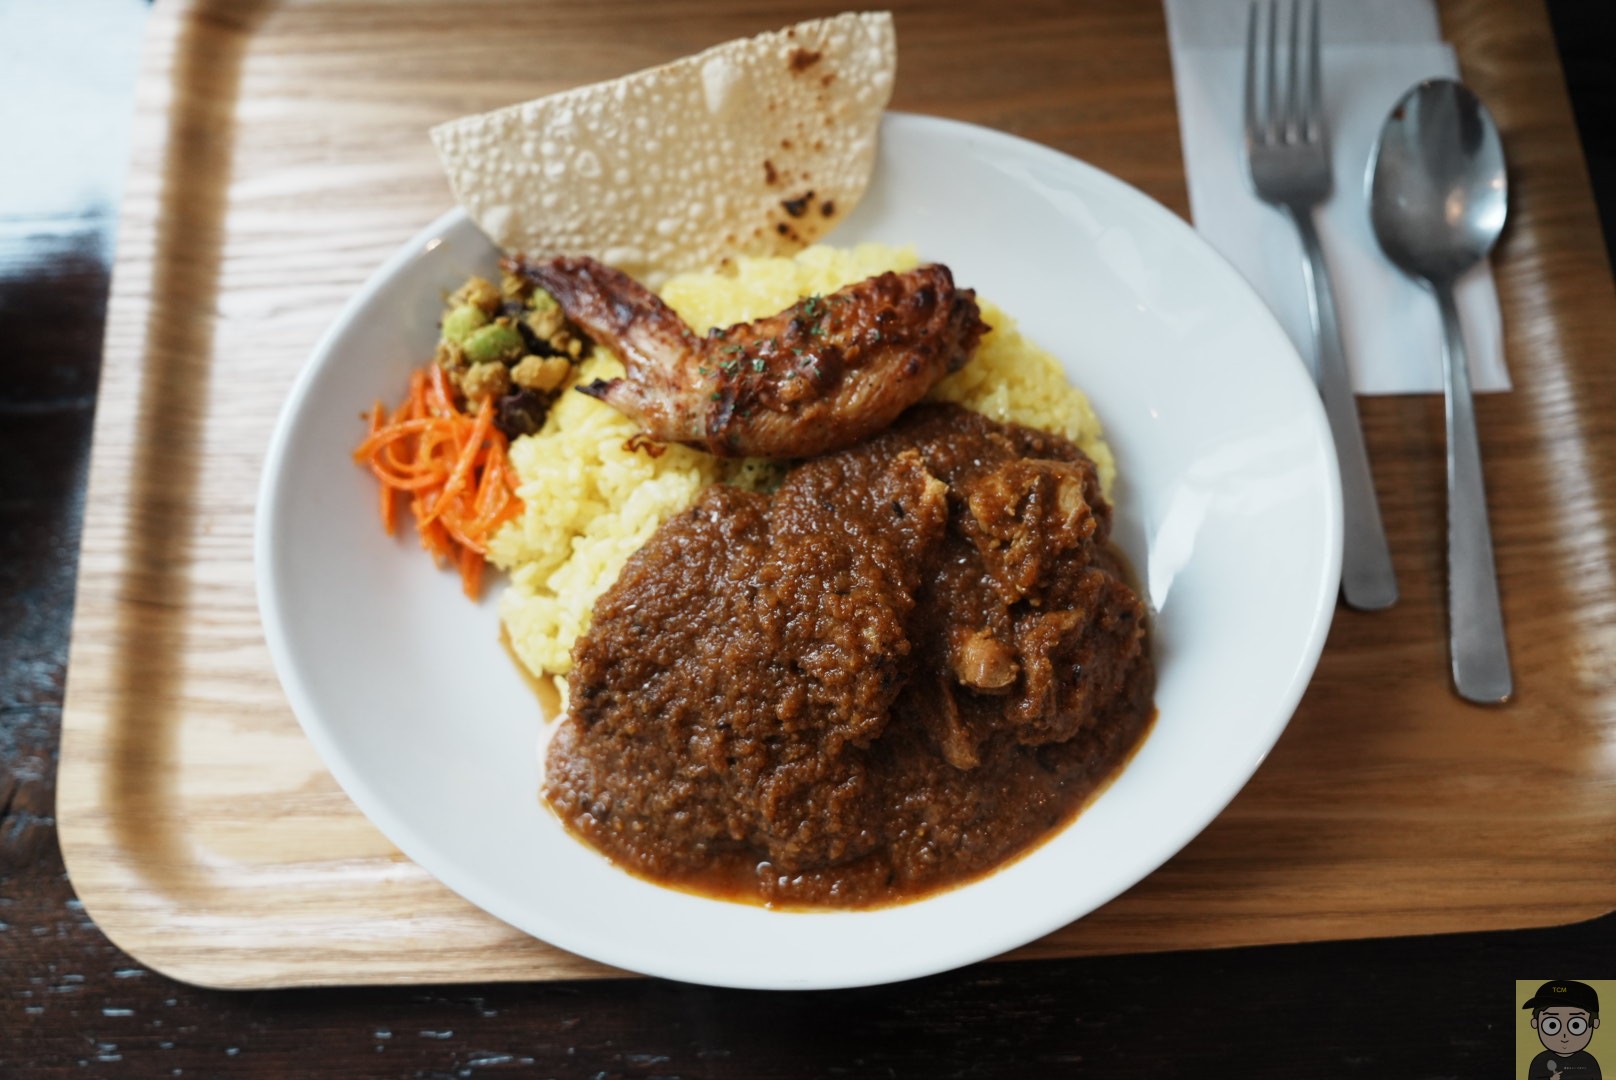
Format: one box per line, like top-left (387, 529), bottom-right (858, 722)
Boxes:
top-left (1289, 206), bottom-right (1398, 611)
top-left (1437, 284), bottom-right (1512, 703)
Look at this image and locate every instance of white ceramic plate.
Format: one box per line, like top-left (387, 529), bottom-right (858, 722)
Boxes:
top-left (256, 113), bottom-right (1342, 990)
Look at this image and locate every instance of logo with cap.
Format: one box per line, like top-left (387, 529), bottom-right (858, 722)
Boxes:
top-left (1522, 980), bottom-right (1602, 1080)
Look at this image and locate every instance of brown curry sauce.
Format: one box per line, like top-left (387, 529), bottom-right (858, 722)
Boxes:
top-left (541, 404), bottom-right (1156, 909)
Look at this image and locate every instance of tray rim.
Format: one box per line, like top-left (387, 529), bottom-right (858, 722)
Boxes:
top-left (55, 0), bottom-right (1616, 990)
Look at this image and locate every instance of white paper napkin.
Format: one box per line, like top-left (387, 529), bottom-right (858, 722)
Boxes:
top-left (1164, 0), bottom-right (1509, 394)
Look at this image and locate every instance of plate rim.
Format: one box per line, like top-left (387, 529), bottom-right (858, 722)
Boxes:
top-left (255, 110), bottom-right (1343, 989)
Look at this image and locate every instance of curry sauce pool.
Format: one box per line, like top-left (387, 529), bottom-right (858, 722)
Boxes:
top-left (545, 405), bottom-right (1155, 908)
top-left (550, 712), bottom-right (1158, 911)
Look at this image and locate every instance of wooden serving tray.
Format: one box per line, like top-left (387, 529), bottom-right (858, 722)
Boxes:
top-left (59, 0), bottom-right (1616, 988)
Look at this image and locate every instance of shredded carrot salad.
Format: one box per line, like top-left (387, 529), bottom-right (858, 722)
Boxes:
top-left (353, 365), bottom-right (523, 598)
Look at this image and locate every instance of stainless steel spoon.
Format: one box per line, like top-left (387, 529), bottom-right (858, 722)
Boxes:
top-left (1368, 78), bottom-right (1512, 704)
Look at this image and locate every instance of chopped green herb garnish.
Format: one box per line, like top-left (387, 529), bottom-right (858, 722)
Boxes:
top-left (721, 359), bottom-right (741, 375)
top-left (724, 343), bottom-right (744, 354)
top-left (751, 358), bottom-right (766, 373)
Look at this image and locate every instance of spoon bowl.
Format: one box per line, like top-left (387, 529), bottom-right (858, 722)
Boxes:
top-left (1369, 79), bottom-right (1507, 285)
top-left (1368, 78), bottom-right (1513, 705)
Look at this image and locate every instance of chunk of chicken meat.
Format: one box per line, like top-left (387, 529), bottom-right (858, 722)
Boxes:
top-left (507, 255), bottom-right (987, 458)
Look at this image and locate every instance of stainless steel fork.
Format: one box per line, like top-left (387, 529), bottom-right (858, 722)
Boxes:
top-left (1244, 0), bottom-right (1398, 611)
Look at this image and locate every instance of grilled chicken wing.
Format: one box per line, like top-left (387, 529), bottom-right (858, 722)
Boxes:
top-left (507, 255), bottom-right (987, 458)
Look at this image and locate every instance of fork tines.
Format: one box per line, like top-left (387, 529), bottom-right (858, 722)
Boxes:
top-left (1244, 0), bottom-right (1323, 149)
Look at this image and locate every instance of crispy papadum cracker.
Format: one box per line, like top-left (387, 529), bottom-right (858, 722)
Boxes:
top-left (430, 12), bottom-right (894, 284)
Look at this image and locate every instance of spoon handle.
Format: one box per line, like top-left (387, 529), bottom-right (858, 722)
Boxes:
top-left (1291, 208), bottom-right (1398, 610)
top-left (1437, 285), bottom-right (1512, 703)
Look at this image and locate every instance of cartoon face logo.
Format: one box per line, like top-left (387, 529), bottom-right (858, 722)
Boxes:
top-left (1522, 980), bottom-right (1602, 1079)
top-left (1535, 1006), bottom-right (1598, 1057)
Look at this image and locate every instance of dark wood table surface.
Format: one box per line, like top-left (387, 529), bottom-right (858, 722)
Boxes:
top-left (4, 1), bottom-right (1613, 1076)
